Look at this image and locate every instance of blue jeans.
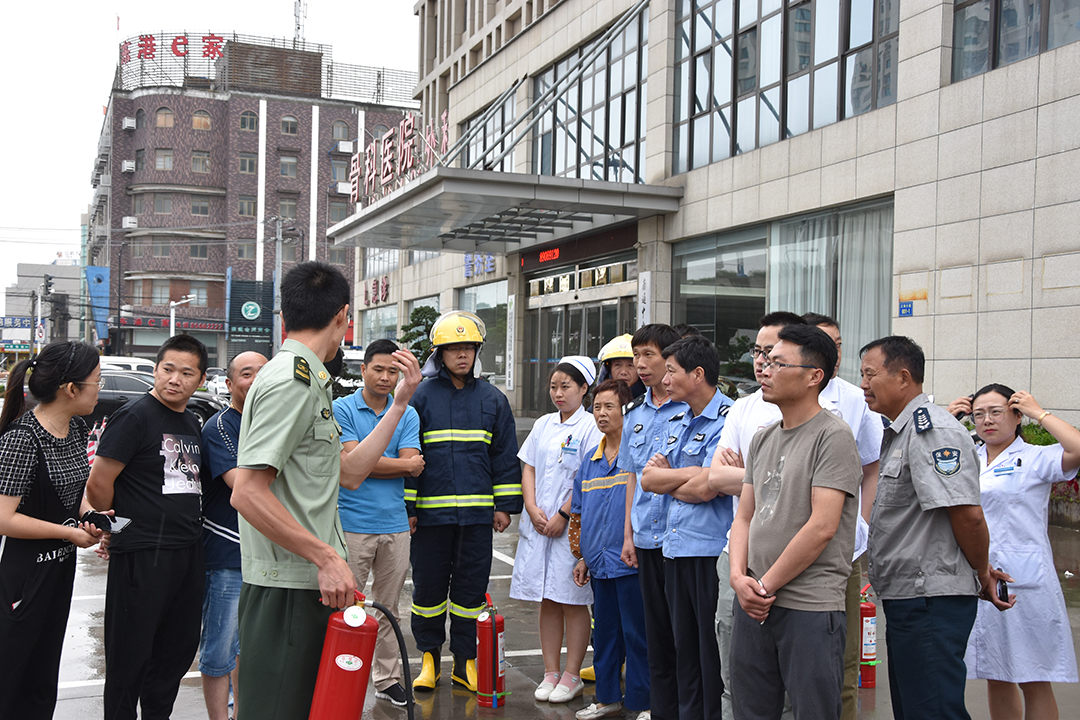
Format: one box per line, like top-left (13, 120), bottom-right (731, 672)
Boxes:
top-left (882, 595), bottom-right (978, 720)
top-left (199, 568), bottom-right (242, 676)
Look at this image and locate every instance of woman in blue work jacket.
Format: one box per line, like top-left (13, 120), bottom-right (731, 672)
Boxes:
top-left (948, 385), bottom-right (1080, 719)
top-left (510, 355), bottom-right (600, 704)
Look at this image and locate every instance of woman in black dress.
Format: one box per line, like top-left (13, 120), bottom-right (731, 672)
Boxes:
top-left (0, 340), bottom-right (108, 720)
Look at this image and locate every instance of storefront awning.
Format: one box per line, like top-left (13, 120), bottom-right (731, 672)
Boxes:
top-left (327, 166), bottom-right (683, 254)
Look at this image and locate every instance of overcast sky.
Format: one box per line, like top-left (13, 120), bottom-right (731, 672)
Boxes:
top-left (0, 0), bottom-right (418, 316)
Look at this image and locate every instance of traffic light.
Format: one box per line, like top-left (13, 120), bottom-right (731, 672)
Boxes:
top-left (44, 274), bottom-right (54, 295)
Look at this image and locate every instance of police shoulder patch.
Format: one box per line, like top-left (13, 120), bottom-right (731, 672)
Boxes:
top-left (913, 407), bottom-right (932, 434)
top-left (670, 412), bottom-right (686, 422)
top-left (624, 394), bottom-right (646, 414)
top-left (932, 447), bottom-right (961, 476)
top-left (719, 404), bottom-right (731, 417)
top-left (294, 356), bottom-right (311, 385)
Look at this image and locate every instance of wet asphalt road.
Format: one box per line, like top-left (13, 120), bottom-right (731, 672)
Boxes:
top-left (56, 521), bottom-right (1080, 719)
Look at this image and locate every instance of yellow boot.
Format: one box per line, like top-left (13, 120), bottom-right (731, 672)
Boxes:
top-left (451, 656), bottom-right (478, 692)
top-left (413, 651), bottom-right (441, 691)
top-left (580, 665), bottom-right (596, 682)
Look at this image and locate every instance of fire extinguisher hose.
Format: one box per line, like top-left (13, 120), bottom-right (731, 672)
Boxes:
top-left (365, 600), bottom-right (416, 720)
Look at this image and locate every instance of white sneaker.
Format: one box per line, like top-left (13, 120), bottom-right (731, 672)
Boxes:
top-left (576, 701), bottom-right (624, 719)
top-left (535, 672), bottom-right (560, 701)
top-left (548, 676), bottom-right (585, 703)
top-left (635, 712), bottom-right (651, 720)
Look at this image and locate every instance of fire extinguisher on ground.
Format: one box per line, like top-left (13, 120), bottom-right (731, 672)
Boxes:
top-left (859, 583), bottom-right (878, 688)
top-left (310, 591), bottom-right (416, 720)
top-left (477, 593), bottom-right (508, 708)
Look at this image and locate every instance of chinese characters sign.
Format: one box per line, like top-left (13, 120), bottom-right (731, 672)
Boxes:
top-left (351, 111), bottom-right (447, 208)
top-left (0, 317), bottom-right (33, 329)
top-left (364, 276), bottom-right (390, 306)
top-left (463, 253), bottom-right (496, 278)
top-left (122, 33), bottom-right (225, 64)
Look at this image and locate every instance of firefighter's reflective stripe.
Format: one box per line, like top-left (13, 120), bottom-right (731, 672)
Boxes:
top-left (415, 494), bottom-right (495, 509)
top-left (423, 429), bottom-right (493, 444)
top-left (404, 488), bottom-right (417, 502)
top-left (492, 483), bottom-right (522, 498)
top-left (449, 601), bottom-right (485, 619)
top-left (411, 599), bottom-right (448, 618)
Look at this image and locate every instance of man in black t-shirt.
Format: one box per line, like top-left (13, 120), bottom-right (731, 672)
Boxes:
top-left (87, 335), bottom-right (210, 720)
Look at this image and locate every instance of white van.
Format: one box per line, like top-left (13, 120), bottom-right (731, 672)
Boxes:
top-left (97, 355), bottom-right (157, 374)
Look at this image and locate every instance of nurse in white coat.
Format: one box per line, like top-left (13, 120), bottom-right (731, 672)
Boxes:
top-left (511, 356), bottom-right (601, 704)
top-left (948, 385), bottom-right (1080, 720)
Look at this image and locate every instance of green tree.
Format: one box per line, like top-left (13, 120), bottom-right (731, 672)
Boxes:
top-left (400, 305), bottom-right (440, 364)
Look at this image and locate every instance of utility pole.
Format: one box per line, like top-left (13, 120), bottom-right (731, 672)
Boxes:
top-left (169, 294), bottom-right (197, 337)
top-left (273, 216), bottom-right (284, 356)
top-left (33, 289), bottom-right (42, 354)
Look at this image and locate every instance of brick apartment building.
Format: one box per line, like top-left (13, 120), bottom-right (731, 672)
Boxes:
top-left (87, 32), bottom-right (417, 365)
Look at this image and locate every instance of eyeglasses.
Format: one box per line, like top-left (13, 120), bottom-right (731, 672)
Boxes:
top-left (76, 380), bottom-right (106, 389)
top-left (972, 408), bottom-right (1008, 423)
top-left (750, 347), bottom-right (772, 359)
top-left (760, 360), bottom-right (819, 373)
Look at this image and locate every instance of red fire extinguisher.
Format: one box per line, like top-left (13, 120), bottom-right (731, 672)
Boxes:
top-left (859, 583), bottom-right (878, 688)
top-left (476, 593), bottom-right (507, 708)
top-left (309, 592), bottom-right (379, 719)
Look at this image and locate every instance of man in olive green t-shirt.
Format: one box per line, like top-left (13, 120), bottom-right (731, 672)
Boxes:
top-left (231, 262), bottom-right (421, 720)
top-left (728, 324), bottom-right (861, 720)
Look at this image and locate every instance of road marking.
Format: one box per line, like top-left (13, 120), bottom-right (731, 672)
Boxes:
top-left (491, 549), bottom-right (515, 567)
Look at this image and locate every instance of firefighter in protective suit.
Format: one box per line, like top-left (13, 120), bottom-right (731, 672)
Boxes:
top-left (407, 311), bottom-right (522, 693)
top-left (596, 333), bottom-right (646, 398)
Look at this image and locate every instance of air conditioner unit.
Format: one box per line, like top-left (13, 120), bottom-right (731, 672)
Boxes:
top-left (121, 117), bottom-right (137, 130)
top-left (335, 140), bottom-right (354, 154)
top-left (121, 160), bottom-right (136, 173)
top-left (333, 182), bottom-right (352, 195)
top-left (121, 216), bottom-right (138, 229)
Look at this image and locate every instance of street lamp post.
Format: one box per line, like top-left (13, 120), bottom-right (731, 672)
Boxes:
top-left (169, 294), bottom-right (197, 338)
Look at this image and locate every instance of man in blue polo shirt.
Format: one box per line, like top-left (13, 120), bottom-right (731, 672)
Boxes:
top-left (332, 338), bottom-right (423, 707)
top-left (640, 335), bottom-right (733, 720)
top-left (200, 351), bottom-right (268, 720)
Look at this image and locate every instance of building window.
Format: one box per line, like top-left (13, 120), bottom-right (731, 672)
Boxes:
top-left (189, 281), bottom-right (208, 306)
top-left (190, 244), bottom-right (209, 259)
top-left (953, 0), bottom-right (1080, 80)
top-left (363, 247), bottom-right (399, 278)
top-left (409, 250), bottom-right (441, 264)
top-left (532, 9), bottom-right (648, 183)
top-left (239, 195), bottom-right (257, 217)
top-left (134, 148), bottom-right (145, 171)
top-left (331, 159), bottom-right (348, 182)
top-left (154, 193), bottom-right (172, 214)
top-left (192, 150), bottom-right (210, 173)
top-left (135, 109), bottom-right (147, 129)
top-left (155, 107), bottom-right (174, 128)
top-left (239, 152), bottom-right (257, 174)
top-left (133, 194), bottom-right (144, 214)
top-left (281, 115), bottom-right (299, 135)
top-left (149, 236), bottom-right (171, 257)
top-left (151, 279), bottom-right (171, 305)
top-left (329, 200), bottom-right (349, 223)
top-left (362, 306), bottom-right (399, 346)
top-left (237, 240), bottom-right (256, 259)
top-left (129, 279), bottom-right (143, 305)
top-left (192, 110), bottom-right (212, 130)
top-left (409, 295), bottom-right (440, 314)
top-left (155, 148), bottom-right (173, 171)
top-left (332, 120), bottom-right (350, 140)
top-left (280, 155), bottom-right (298, 177)
top-left (240, 110), bottom-right (258, 131)
top-left (279, 196), bottom-right (298, 220)
top-left (373, 124), bottom-right (390, 140)
top-left (671, 0), bottom-right (897, 172)
top-left (464, 97), bottom-right (517, 173)
top-left (328, 246), bottom-right (349, 264)
top-left (191, 196), bottom-right (209, 216)
top-left (458, 281), bottom-right (508, 389)
top-left (282, 244), bottom-right (298, 262)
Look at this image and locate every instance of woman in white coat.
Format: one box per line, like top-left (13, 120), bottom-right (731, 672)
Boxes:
top-left (948, 385), bottom-right (1079, 720)
top-left (511, 355), bottom-right (601, 704)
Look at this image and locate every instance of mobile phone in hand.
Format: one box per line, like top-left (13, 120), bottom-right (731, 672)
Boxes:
top-left (996, 568), bottom-right (1009, 603)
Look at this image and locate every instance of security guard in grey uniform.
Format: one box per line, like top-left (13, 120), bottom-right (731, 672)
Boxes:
top-left (859, 336), bottom-right (1014, 720)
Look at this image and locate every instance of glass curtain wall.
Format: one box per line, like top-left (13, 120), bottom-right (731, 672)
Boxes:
top-left (463, 95), bottom-right (517, 171)
top-left (459, 281), bottom-right (509, 390)
top-left (533, 8), bottom-right (649, 183)
top-left (954, 0), bottom-right (1080, 81)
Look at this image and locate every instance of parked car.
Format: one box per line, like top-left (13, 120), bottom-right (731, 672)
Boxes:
top-left (83, 370), bottom-right (228, 428)
top-left (98, 355), bottom-right (157, 374)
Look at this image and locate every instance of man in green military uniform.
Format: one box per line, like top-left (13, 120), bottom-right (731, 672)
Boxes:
top-left (231, 261), bottom-right (421, 720)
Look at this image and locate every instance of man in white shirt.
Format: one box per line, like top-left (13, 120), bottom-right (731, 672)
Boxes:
top-left (708, 312), bottom-right (882, 720)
